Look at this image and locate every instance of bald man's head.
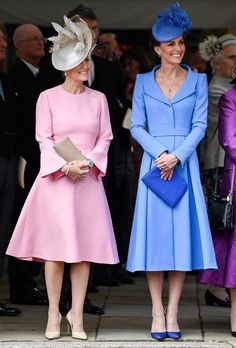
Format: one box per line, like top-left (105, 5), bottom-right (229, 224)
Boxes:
top-left (13, 24), bottom-right (45, 66)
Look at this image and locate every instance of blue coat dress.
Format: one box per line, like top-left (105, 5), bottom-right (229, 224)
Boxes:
top-left (126, 65), bottom-right (217, 272)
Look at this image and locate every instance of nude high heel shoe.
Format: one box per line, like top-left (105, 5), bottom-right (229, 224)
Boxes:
top-left (45, 313), bottom-right (61, 340)
top-left (66, 310), bottom-right (87, 340)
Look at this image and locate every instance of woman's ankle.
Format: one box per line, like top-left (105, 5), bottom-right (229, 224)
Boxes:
top-left (48, 308), bottom-right (60, 316)
top-left (230, 311), bottom-right (236, 331)
top-left (166, 308), bottom-right (179, 331)
top-left (151, 312), bottom-right (166, 332)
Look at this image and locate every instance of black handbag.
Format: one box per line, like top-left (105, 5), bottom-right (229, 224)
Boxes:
top-left (208, 165), bottom-right (235, 231)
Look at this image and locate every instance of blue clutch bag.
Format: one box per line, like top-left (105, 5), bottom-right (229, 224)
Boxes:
top-left (142, 166), bottom-right (187, 207)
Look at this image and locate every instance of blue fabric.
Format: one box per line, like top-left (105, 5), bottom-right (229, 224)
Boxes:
top-left (126, 65), bottom-right (217, 272)
top-left (152, 3), bottom-right (192, 42)
top-left (142, 166), bottom-right (187, 207)
top-left (152, 24), bottom-right (184, 43)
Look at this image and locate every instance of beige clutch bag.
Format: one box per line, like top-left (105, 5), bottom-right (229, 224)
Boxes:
top-left (53, 137), bottom-right (84, 162)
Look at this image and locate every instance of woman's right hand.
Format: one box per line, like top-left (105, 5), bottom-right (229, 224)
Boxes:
top-left (62, 159), bottom-right (90, 181)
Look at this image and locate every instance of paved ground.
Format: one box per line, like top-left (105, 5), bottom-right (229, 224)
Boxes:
top-left (0, 269), bottom-right (235, 348)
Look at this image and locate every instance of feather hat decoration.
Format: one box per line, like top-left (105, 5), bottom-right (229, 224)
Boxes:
top-left (199, 35), bottom-right (218, 62)
top-left (48, 15), bottom-right (94, 71)
top-left (199, 34), bottom-right (236, 62)
top-left (152, 2), bottom-right (192, 42)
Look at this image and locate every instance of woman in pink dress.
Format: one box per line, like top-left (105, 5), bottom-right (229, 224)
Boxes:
top-left (7, 16), bottom-right (119, 340)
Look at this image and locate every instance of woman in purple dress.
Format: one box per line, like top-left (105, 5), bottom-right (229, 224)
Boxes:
top-left (199, 61), bottom-right (236, 336)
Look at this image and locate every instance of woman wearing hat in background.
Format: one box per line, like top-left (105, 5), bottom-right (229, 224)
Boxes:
top-left (126, 3), bottom-right (217, 341)
top-left (199, 61), bottom-right (236, 337)
top-left (198, 33), bottom-right (236, 308)
top-left (6, 16), bottom-right (119, 340)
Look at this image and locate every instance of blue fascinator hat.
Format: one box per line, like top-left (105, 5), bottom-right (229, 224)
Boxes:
top-left (152, 2), bottom-right (192, 43)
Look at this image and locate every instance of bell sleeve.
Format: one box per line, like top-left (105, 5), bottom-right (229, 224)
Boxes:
top-left (85, 93), bottom-right (113, 178)
top-left (131, 74), bottom-right (168, 159)
top-left (172, 73), bottom-right (208, 166)
top-left (36, 91), bottom-right (67, 179)
top-left (218, 91), bottom-right (236, 163)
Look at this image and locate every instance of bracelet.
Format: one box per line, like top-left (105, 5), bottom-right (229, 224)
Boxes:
top-left (65, 163), bottom-right (71, 175)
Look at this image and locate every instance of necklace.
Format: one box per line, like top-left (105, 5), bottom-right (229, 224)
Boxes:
top-left (156, 70), bottom-right (182, 99)
top-left (165, 79), bottom-right (176, 98)
top-left (158, 76), bottom-right (176, 99)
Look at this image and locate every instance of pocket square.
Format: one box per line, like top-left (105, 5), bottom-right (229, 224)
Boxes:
top-left (142, 166), bottom-right (187, 207)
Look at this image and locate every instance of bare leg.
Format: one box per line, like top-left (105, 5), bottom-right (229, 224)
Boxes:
top-left (44, 261), bottom-right (64, 333)
top-left (146, 271), bottom-right (165, 332)
top-left (69, 262), bottom-right (90, 333)
top-left (230, 288), bottom-right (236, 332)
top-left (166, 271), bottom-right (185, 332)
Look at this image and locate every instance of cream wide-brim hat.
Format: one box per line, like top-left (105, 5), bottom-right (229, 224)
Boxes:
top-left (49, 16), bottom-right (93, 71)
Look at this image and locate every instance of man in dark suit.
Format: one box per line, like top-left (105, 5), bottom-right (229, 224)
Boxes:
top-left (8, 24), bottom-right (48, 305)
top-left (0, 27), bottom-right (21, 316)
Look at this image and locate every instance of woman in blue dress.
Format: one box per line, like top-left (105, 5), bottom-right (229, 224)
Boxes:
top-left (126, 3), bottom-right (217, 341)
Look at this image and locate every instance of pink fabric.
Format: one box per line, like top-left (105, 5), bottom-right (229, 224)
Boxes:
top-left (6, 86), bottom-right (119, 264)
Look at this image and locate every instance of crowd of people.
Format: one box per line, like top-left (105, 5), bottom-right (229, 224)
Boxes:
top-left (0, 1), bottom-right (236, 342)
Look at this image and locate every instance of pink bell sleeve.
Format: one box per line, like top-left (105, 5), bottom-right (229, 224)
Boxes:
top-left (85, 93), bottom-right (113, 178)
top-left (36, 91), bottom-right (67, 179)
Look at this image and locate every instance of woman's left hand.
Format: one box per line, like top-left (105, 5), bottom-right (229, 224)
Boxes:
top-left (155, 153), bottom-right (179, 170)
top-left (160, 168), bottom-right (174, 180)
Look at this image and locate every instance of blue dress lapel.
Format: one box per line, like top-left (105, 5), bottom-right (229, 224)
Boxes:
top-left (143, 64), bottom-right (198, 105)
top-left (143, 66), bottom-right (170, 105)
top-left (171, 65), bottom-right (198, 104)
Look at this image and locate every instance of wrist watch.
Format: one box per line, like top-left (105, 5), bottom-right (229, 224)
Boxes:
top-left (86, 158), bottom-right (94, 168)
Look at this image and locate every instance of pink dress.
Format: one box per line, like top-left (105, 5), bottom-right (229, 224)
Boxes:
top-left (6, 85), bottom-right (119, 264)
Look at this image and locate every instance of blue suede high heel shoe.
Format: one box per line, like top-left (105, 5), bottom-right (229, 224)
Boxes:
top-left (150, 314), bottom-right (167, 341)
top-left (151, 331), bottom-right (167, 340)
top-left (165, 307), bottom-right (181, 340)
top-left (166, 331), bottom-right (181, 339)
